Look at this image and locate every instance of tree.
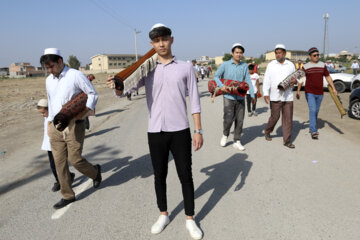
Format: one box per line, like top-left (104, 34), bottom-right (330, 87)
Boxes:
top-left (68, 55), bottom-right (81, 69)
top-left (85, 64), bottom-right (90, 70)
top-left (223, 53), bottom-right (232, 61)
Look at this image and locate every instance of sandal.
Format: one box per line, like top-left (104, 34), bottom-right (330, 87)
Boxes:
top-left (284, 142), bottom-right (295, 149)
top-left (311, 132), bottom-right (319, 139)
top-left (265, 133), bottom-right (272, 141)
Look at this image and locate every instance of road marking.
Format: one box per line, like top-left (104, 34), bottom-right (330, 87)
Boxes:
top-left (51, 178), bottom-right (93, 220)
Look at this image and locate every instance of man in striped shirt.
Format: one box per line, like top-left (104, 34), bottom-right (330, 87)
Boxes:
top-left (296, 47), bottom-right (337, 139)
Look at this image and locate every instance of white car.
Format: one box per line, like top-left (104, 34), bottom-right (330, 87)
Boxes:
top-left (351, 74), bottom-right (360, 91)
top-left (300, 72), bottom-right (354, 93)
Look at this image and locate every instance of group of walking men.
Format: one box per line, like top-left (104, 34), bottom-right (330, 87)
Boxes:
top-left (39, 23), bottom-right (337, 240)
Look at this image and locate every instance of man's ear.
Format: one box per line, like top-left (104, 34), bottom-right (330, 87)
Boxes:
top-left (170, 36), bottom-right (174, 44)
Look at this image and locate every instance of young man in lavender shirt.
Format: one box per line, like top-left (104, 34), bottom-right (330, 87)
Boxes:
top-left (107, 23), bottom-right (203, 240)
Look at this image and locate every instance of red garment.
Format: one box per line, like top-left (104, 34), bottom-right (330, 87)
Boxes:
top-left (303, 63), bottom-right (329, 95)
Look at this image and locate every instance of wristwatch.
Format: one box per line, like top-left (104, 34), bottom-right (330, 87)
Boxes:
top-left (194, 129), bottom-right (203, 135)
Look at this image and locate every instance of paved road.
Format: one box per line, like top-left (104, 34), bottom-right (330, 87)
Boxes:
top-left (1, 79), bottom-right (359, 240)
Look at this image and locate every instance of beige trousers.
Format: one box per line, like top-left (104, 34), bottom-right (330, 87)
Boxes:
top-left (49, 120), bottom-right (98, 200)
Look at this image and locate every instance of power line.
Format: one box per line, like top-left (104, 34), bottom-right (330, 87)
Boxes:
top-left (89, 0), bottom-right (134, 30)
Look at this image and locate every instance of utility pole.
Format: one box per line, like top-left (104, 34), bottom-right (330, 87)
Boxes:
top-left (323, 13), bottom-right (329, 57)
top-left (134, 29), bottom-right (141, 61)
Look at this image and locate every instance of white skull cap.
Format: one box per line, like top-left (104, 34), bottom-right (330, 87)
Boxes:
top-left (37, 99), bottom-right (48, 107)
top-left (44, 48), bottom-right (61, 57)
top-left (232, 43), bottom-right (243, 49)
top-left (275, 44), bottom-right (286, 50)
top-left (150, 23), bottom-right (167, 30)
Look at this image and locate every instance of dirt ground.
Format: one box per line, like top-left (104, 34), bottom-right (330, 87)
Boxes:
top-left (0, 74), bottom-right (359, 159)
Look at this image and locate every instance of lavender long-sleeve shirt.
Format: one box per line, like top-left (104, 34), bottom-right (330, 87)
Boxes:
top-left (135, 57), bottom-right (201, 133)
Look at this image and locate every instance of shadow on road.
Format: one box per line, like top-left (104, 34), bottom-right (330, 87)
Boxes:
top-left (317, 118), bottom-right (344, 134)
top-left (254, 106), bottom-right (268, 114)
top-left (169, 153), bottom-right (252, 223)
top-left (85, 126), bottom-right (120, 138)
top-left (0, 145), bottom-right (122, 197)
top-left (241, 123), bottom-right (267, 145)
top-left (270, 120), bottom-right (308, 142)
top-left (0, 153), bottom-right (49, 196)
top-left (95, 109), bottom-right (124, 117)
top-left (76, 153), bottom-right (154, 201)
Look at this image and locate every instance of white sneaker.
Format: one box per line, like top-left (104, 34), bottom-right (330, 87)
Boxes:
top-left (151, 215), bottom-right (170, 234)
top-left (253, 111), bottom-right (258, 116)
top-left (220, 135), bottom-right (227, 147)
top-left (186, 219), bottom-right (203, 240)
top-left (233, 141), bottom-right (245, 151)
top-left (248, 112), bottom-right (253, 117)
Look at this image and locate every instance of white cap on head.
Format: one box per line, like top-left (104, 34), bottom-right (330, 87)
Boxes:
top-left (44, 48), bottom-right (61, 57)
top-left (275, 44), bottom-right (286, 50)
top-left (232, 43), bottom-right (243, 49)
top-left (150, 23), bottom-right (167, 30)
top-left (37, 99), bottom-right (48, 107)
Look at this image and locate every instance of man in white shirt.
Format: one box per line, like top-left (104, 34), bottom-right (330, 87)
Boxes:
top-left (41, 48), bottom-right (102, 209)
top-left (262, 44), bottom-right (296, 148)
top-left (351, 60), bottom-right (359, 75)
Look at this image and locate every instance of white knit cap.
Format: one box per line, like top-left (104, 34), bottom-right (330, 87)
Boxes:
top-left (44, 48), bottom-right (61, 57)
top-left (37, 99), bottom-right (48, 107)
top-left (150, 23), bottom-right (167, 30)
top-left (275, 44), bottom-right (286, 50)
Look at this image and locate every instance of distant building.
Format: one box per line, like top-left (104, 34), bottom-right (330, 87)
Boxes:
top-left (339, 50), bottom-right (353, 60)
top-left (265, 50), bottom-right (308, 62)
top-left (327, 53), bottom-right (339, 58)
top-left (214, 56), bottom-right (224, 66)
top-left (90, 54), bottom-right (142, 71)
top-left (9, 63), bottom-right (44, 78)
top-left (0, 67), bottom-right (9, 76)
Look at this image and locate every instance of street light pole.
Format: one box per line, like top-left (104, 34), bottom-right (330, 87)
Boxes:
top-left (134, 29), bottom-right (141, 61)
top-left (323, 13), bottom-right (329, 57)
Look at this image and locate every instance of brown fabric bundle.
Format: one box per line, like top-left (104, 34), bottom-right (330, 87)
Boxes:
top-left (53, 92), bottom-right (88, 131)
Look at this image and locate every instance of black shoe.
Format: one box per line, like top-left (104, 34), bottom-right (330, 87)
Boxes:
top-left (53, 198), bottom-right (75, 209)
top-left (70, 172), bottom-right (75, 183)
top-left (51, 182), bottom-right (60, 192)
top-left (93, 164), bottom-right (102, 188)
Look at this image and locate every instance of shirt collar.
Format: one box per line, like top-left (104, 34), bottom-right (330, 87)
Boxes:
top-left (52, 66), bottom-right (69, 79)
top-left (156, 56), bottom-right (177, 65)
top-left (275, 59), bottom-right (289, 65)
top-left (231, 58), bottom-right (242, 65)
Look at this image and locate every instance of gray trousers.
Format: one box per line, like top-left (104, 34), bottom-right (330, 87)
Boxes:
top-left (223, 97), bottom-right (245, 141)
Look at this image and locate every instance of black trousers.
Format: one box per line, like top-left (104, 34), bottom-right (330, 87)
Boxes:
top-left (148, 128), bottom-right (194, 216)
top-left (47, 151), bottom-right (59, 183)
top-left (246, 94), bottom-right (257, 112)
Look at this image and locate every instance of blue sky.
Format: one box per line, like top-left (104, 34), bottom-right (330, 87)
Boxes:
top-left (1, 0), bottom-right (359, 67)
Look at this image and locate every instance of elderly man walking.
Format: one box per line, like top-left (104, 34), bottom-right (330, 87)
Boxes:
top-left (263, 44), bottom-right (296, 148)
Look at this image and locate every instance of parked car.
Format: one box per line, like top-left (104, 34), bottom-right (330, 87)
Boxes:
top-left (348, 87), bottom-right (360, 120)
top-left (350, 74), bottom-right (360, 91)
